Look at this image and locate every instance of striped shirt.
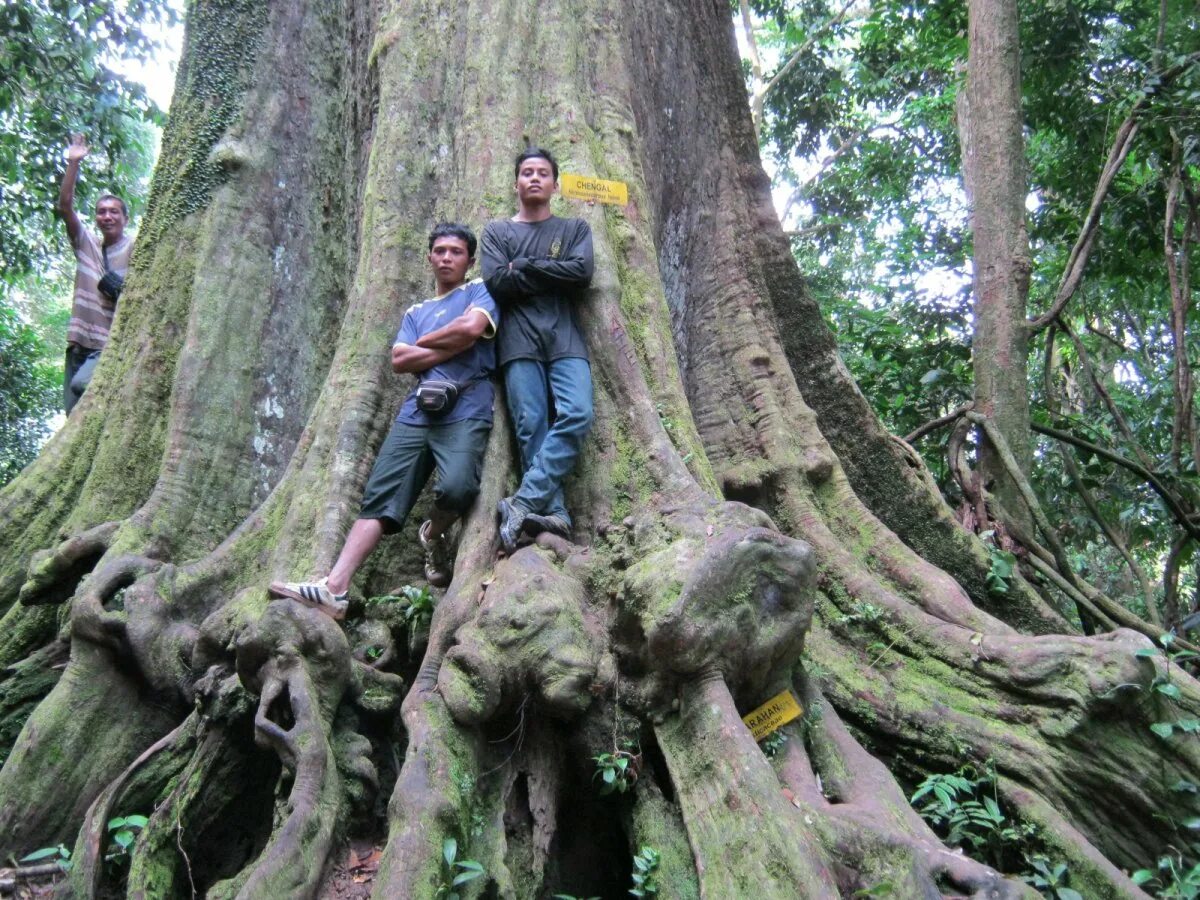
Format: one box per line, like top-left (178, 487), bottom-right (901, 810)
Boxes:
top-left (66, 230), bottom-right (133, 350)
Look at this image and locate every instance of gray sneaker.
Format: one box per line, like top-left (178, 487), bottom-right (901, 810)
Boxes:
top-left (419, 520), bottom-right (453, 587)
top-left (524, 513), bottom-right (570, 540)
top-left (497, 497), bottom-right (529, 554)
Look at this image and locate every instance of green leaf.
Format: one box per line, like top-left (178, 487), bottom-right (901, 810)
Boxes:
top-left (452, 868), bottom-right (484, 886)
top-left (107, 817), bottom-right (127, 830)
top-left (21, 845), bottom-right (65, 862)
top-left (933, 784), bottom-right (953, 808)
top-left (113, 830), bottom-right (134, 849)
top-left (1134, 647), bottom-right (1162, 658)
top-left (1056, 889), bottom-right (1084, 900)
top-left (123, 814), bottom-right (149, 829)
top-left (442, 836), bottom-right (457, 866)
top-left (1150, 722), bottom-right (1175, 738)
top-left (1155, 682), bottom-right (1182, 699)
top-left (1131, 870), bottom-right (1155, 885)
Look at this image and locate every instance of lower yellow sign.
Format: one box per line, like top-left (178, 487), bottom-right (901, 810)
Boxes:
top-left (560, 172), bottom-right (628, 205)
top-left (743, 690), bottom-right (803, 741)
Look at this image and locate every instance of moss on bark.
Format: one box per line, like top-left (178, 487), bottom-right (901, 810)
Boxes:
top-left (0, 1), bottom-right (1190, 898)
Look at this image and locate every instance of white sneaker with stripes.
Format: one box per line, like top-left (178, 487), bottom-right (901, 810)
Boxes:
top-left (267, 577), bottom-right (349, 621)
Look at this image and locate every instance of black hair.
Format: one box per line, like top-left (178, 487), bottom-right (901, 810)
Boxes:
top-left (514, 146), bottom-right (559, 181)
top-left (428, 222), bottom-right (477, 257)
top-left (97, 193), bottom-right (129, 219)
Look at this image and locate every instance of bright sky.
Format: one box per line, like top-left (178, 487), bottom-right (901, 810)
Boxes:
top-left (111, 3), bottom-right (185, 113)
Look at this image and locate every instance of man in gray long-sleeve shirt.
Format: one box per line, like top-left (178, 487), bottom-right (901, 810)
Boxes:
top-left (482, 147), bottom-right (595, 553)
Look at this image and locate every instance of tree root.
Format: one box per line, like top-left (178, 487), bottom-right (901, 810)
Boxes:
top-left (0, 637), bottom-right (180, 859)
top-left (67, 713), bottom-right (201, 897)
top-left (0, 862), bottom-right (68, 893)
top-left (377, 493), bottom-right (827, 895)
top-left (808, 613), bottom-right (1200, 878)
top-left (17, 522), bottom-right (122, 608)
top-left (656, 670), bottom-right (840, 898)
top-left (0, 637), bottom-right (68, 766)
top-left (125, 670), bottom-right (270, 899)
top-left (439, 545), bottom-right (599, 726)
top-left (372, 560), bottom-right (494, 896)
top-left (782, 677), bottom-right (1028, 898)
top-left (218, 600), bottom-right (351, 899)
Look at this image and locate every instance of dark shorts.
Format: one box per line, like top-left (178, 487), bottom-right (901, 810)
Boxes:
top-left (360, 417), bottom-right (492, 534)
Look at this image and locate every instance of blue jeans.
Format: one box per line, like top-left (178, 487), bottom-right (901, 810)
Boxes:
top-left (504, 357), bottom-right (593, 524)
top-left (64, 345), bottom-right (101, 413)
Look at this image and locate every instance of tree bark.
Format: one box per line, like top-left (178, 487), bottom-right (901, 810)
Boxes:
top-left (959, 0), bottom-right (1035, 537)
top-left (0, 0), bottom-right (1190, 897)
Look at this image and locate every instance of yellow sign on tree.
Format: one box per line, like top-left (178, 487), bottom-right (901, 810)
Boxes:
top-left (560, 172), bottom-right (629, 205)
top-left (742, 690), bottom-right (804, 741)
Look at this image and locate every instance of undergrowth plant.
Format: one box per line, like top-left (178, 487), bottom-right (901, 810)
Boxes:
top-left (368, 584), bottom-right (437, 630)
top-left (911, 761), bottom-right (1083, 895)
top-left (1125, 634), bottom-right (1200, 898)
top-left (19, 842), bottom-right (71, 871)
top-left (630, 845), bottom-right (660, 897)
top-left (106, 814), bottom-right (149, 864)
top-left (760, 730), bottom-right (788, 758)
top-left (911, 761), bottom-right (1036, 870)
top-left (593, 747), bottom-right (641, 796)
top-left (1133, 846), bottom-right (1200, 898)
top-left (1135, 634), bottom-right (1200, 741)
top-left (1022, 856), bottom-right (1084, 900)
top-left (436, 836), bottom-right (485, 899)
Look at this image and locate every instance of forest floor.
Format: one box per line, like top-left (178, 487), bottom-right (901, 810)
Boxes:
top-left (319, 839), bottom-right (385, 899)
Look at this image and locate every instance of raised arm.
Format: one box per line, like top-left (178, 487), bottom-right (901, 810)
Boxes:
top-left (56, 134), bottom-right (87, 246)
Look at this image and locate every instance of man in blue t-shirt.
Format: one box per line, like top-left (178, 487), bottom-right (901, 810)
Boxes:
top-left (269, 223), bottom-right (499, 618)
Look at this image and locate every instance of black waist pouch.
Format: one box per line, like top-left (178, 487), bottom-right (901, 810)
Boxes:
top-left (415, 379), bottom-right (463, 417)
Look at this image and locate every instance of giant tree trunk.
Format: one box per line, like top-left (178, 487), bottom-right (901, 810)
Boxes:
top-left (959, 0), bottom-right (1035, 536)
top-left (0, 0), bottom-right (1191, 897)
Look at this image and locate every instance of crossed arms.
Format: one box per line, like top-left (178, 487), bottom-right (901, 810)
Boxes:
top-left (391, 308), bottom-right (495, 374)
top-left (480, 222), bottom-right (594, 304)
